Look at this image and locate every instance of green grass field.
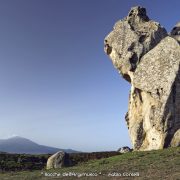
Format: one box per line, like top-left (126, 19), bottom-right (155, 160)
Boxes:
top-left (0, 147), bottom-right (179, 180)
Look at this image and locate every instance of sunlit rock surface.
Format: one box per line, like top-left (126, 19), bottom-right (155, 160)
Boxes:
top-left (104, 6), bottom-right (180, 150)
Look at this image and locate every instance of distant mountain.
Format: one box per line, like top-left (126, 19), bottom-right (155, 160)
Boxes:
top-left (0, 136), bottom-right (78, 154)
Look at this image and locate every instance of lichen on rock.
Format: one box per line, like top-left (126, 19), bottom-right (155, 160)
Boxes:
top-left (104, 6), bottom-right (180, 151)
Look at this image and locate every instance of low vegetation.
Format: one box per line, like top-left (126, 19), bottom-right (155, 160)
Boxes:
top-left (0, 153), bottom-right (49, 171)
top-left (0, 151), bottom-right (119, 171)
top-left (0, 147), bottom-right (179, 179)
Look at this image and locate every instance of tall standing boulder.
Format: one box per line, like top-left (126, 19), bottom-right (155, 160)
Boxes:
top-left (104, 6), bottom-right (180, 150)
top-left (46, 151), bottom-right (68, 169)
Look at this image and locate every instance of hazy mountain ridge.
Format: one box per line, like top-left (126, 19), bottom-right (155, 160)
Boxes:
top-left (0, 136), bottom-right (78, 154)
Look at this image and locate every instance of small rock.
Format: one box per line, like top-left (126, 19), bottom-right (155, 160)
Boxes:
top-left (117, 146), bottom-right (132, 153)
top-left (171, 129), bottom-right (180, 147)
top-left (170, 22), bottom-right (180, 43)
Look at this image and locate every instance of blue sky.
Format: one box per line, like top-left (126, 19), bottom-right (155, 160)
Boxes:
top-left (0, 0), bottom-right (179, 152)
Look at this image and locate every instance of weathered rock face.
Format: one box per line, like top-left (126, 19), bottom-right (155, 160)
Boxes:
top-left (104, 6), bottom-right (167, 82)
top-left (46, 151), bottom-right (67, 169)
top-left (104, 6), bottom-right (180, 150)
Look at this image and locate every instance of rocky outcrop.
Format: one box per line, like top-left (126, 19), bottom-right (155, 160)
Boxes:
top-left (46, 151), bottom-right (68, 169)
top-left (104, 6), bottom-right (180, 151)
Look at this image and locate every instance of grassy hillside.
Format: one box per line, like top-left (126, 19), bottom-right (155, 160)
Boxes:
top-left (0, 147), bottom-right (179, 179)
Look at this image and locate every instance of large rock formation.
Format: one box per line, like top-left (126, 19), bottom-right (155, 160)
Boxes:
top-left (104, 6), bottom-right (180, 151)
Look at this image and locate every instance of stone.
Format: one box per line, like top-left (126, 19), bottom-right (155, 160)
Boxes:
top-left (46, 151), bottom-right (66, 169)
top-left (104, 6), bottom-right (167, 82)
top-left (171, 129), bottom-right (180, 147)
top-left (117, 146), bottom-right (132, 153)
top-left (104, 6), bottom-right (180, 151)
top-left (170, 22), bottom-right (180, 43)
